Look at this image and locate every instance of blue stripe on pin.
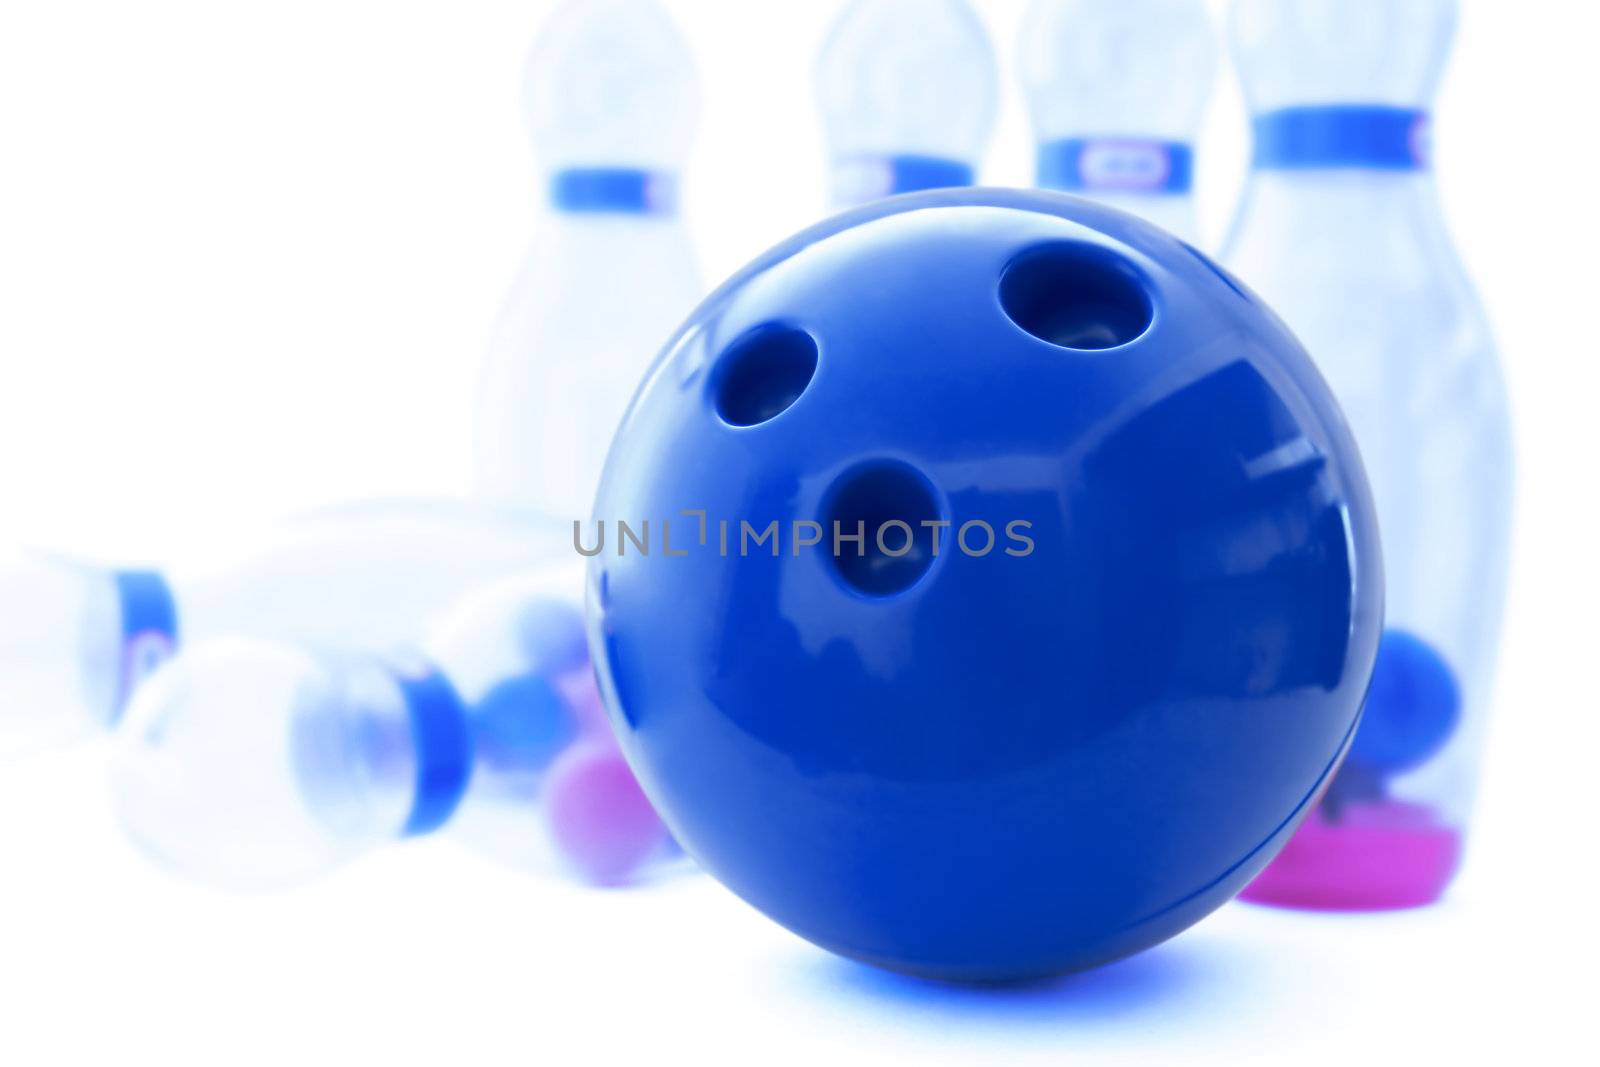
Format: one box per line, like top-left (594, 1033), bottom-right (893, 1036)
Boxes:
top-left (832, 154), bottom-right (976, 205)
top-left (549, 167), bottom-right (678, 214)
top-left (882, 155), bottom-right (975, 195)
top-left (1252, 106), bottom-right (1430, 171)
top-left (394, 667), bottom-right (473, 837)
top-left (112, 570), bottom-right (179, 721)
top-left (114, 570), bottom-right (179, 647)
top-left (1037, 138), bottom-right (1194, 195)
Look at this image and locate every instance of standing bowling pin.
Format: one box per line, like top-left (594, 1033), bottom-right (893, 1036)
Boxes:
top-left (112, 563), bottom-right (674, 890)
top-left (0, 500), bottom-right (563, 758)
top-left (1018, 0), bottom-right (1216, 242)
top-left (816, 0), bottom-right (998, 209)
top-left (476, 0), bottom-right (702, 519)
top-left (1222, 0), bottom-right (1513, 910)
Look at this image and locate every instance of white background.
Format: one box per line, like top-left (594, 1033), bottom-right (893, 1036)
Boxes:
top-left (1, 1), bottom-right (1597, 1063)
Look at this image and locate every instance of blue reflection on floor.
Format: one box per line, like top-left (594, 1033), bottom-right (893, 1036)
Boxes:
top-left (779, 926), bottom-right (1282, 1042)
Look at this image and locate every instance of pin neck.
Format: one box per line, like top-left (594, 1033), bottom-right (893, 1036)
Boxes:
top-left (392, 665), bottom-right (473, 837)
top-left (1037, 138), bottom-right (1194, 196)
top-left (1252, 106), bottom-right (1431, 173)
top-left (111, 570), bottom-right (179, 722)
top-left (549, 167), bottom-right (679, 216)
top-left (830, 154), bottom-right (976, 206)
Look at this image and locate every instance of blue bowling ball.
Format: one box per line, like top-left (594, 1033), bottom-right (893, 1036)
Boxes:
top-left (588, 189), bottom-right (1383, 981)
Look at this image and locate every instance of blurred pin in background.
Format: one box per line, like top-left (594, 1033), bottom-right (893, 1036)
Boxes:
top-left (476, 0), bottom-right (703, 520)
top-left (1222, 0), bottom-right (1513, 911)
top-left (0, 501), bottom-right (563, 762)
top-left (816, 0), bottom-right (998, 209)
top-left (5, 0), bottom-right (704, 896)
top-left (1018, 0), bottom-right (1217, 243)
top-left (111, 560), bottom-right (675, 891)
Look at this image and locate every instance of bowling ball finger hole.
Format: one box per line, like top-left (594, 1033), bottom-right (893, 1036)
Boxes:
top-left (712, 323), bottom-right (819, 427)
top-left (822, 462), bottom-right (943, 597)
top-left (998, 242), bottom-right (1154, 351)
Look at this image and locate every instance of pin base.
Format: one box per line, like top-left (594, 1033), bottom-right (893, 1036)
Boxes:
top-left (1240, 799), bottom-right (1461, 912)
